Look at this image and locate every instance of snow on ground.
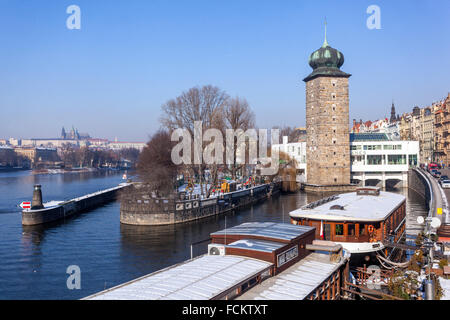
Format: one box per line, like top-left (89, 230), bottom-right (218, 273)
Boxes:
top-left (43, 200), bottom-right (64, 208)
top-left (439, 277), bottom-right (450, 300)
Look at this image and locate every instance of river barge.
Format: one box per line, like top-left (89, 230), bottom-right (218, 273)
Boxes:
top-left (120, 182), bottom-right (281, 226)
top-left (21, 183), bottom-right (130, 226)
top-left (84, 222), bottom-right (351, 300)
top-left (289, 187), bottom-right (406, 265)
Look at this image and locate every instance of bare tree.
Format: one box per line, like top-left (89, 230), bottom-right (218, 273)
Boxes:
top-left (160, 85), bottom-right (229, 196)
top-left (137, 129), bottom-right (178, 196)
top-left (262, 149), bottom-right (298, 192)
top-left (224, 96), bottom-right (255, 179)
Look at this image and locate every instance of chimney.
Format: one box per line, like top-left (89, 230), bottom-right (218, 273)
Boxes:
top-left (31, 185), bottom-right (44, 209)
top-left (283, 136), bottom-right (288, 145)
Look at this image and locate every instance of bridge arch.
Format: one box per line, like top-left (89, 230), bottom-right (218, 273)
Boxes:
top-left (364, 179), bottom-right (382, 187)
top-left (386, 178), bottom-right (403, 189)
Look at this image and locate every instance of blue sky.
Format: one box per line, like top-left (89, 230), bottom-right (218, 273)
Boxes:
top-left (0, 0), bottom-right (449, 141)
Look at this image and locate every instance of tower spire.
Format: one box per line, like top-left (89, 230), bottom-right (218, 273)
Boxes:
top-left (322, 17), bottom-right (329, 47)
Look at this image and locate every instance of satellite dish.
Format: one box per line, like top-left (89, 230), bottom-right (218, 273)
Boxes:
top-left (417, 216), bottom-right (425, 224)
top-left (431, 217), bottom-right (441, 229)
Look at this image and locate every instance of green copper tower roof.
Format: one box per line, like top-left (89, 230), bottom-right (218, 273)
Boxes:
top-left (303, 21), bottom-right (351, 82)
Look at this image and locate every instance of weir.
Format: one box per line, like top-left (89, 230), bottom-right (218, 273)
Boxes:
top-left (21, 183), bottom-right (131, 226)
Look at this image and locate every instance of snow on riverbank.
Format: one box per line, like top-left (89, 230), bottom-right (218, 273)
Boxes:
top-left (439, 277), bottom-right (450, 300)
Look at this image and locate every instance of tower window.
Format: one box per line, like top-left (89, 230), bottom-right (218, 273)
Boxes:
top-left (332, 94), bottom-right (336, 99)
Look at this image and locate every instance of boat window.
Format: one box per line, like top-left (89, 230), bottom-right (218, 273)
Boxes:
top-left (348, 224), bottom-right (355, 236)
top-left (359, 224), bottom-right (366, 235)
top-left (324, 223), bottom-right (331, 240)
top-left (335, 224), bottom-right (344, 236)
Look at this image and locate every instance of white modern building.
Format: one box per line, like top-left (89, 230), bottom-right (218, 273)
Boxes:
top-left (349, 133), bottom-right (419, 188)
top-left (272, 133), bottom-right (420, 188)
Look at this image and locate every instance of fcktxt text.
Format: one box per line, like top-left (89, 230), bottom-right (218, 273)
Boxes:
top-left (182, 304), bottom-right (268, 318)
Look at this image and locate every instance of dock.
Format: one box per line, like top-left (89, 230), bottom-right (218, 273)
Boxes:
top-left (21, 183), bottom-right (131, 225)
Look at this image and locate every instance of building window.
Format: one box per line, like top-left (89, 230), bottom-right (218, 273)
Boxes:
top-left (408, 154), bottom-right (418, 166)
top-left (351, 155), bottom-right (364, 164)
top-left (383, 144), bottom-right (402, 150)
top-left (388, 154), bottom-right (407, 165)
top-left (364, 145), bottom-right (382, 151)
top-left (367, 155), bottom-right (383, 165)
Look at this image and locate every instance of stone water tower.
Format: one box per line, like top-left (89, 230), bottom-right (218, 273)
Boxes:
top-left (303, 24), bottom-right (356, 192)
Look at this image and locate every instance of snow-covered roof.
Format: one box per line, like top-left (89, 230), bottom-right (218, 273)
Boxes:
top-left (211, 222), bottom-right (315, 241)
top-left (84, 255), bottom-right (271, 300)
top-left (237, 252), bottom-right (349, 300)
top-left (289, 191), bottom-right (405, 222)
top-left (227, 239), bottom-right (285, 253)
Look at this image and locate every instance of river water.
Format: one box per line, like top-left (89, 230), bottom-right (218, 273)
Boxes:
top-left (0, 170), bottom-right (428, 300)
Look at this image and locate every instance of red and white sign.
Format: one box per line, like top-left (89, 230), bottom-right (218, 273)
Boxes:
top-left (20, 201), bottom-right (31, 209)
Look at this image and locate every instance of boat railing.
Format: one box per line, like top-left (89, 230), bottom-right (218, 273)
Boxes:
top-left (301, 195), bottom-right (339, 210)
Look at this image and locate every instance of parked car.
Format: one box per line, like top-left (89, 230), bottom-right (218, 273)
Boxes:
top-left (431, 170), bottom-right (441, 178)
top-left (440, 175), bottom-right (449, 183)
top-left (429, 163), bottom-right (439, 172)
top-left (441, 180), bottom-right (450, 188)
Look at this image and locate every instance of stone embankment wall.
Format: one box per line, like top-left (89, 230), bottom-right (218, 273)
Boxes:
top-left (120, 183), bottom-right (281, 226)
top-left (408, 168), bottom-right (431, 210)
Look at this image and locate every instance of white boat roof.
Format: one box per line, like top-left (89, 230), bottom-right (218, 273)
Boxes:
top-left (211, 222), bottom-right (315, 241)
top-left (237, 252), bottom-right (348, 300)
top-left (84, 255), bottom-right (271, 300)
top-left (289, 191), bottom-right (405, 222)
top-left (227, 239), bottom-right (286, 253)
